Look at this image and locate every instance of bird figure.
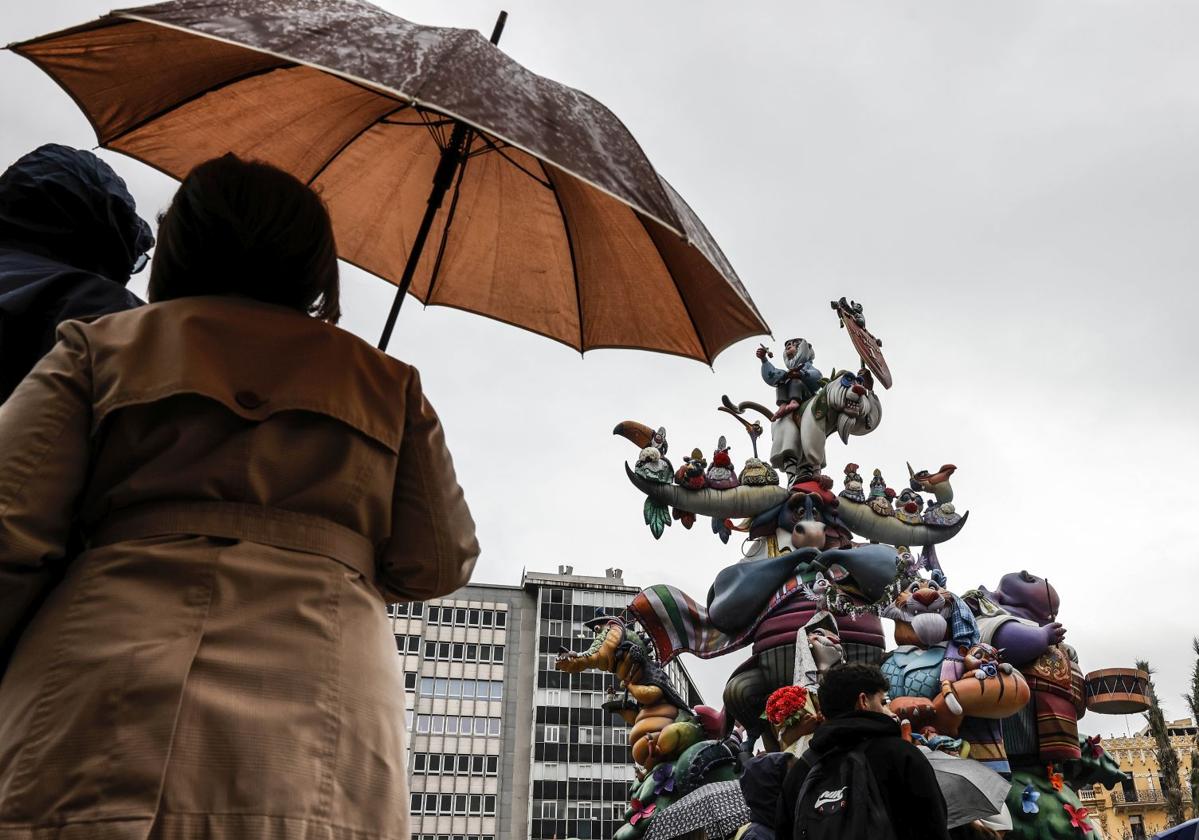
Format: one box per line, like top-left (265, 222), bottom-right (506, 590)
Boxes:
top-left (738, 457), bottom-right (779, 487)
top-left (907, 462), bottom-right (957, 504)
top-left (718, 395), bottom-right (769, 459)
top-left (705, 436), bottom-right (739, 490)
top-left (613, 421), bottom-right (673, 473)
top-left (674, 449), bottom-right (708, 490)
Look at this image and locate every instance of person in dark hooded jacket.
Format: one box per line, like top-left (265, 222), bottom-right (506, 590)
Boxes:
top-left (0, 144), bottom-right (152, 402)
top-left (738, 752), bottom-right (794, 840)
top-left (775, 664), bottom-right (950, 840)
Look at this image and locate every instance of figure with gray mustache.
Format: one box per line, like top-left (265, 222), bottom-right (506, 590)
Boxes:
top-left (756, 338), bottom-right (823, 472)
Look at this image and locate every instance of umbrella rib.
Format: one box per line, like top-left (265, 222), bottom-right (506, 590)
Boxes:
top-left (103, 60), bottom-right (290, 146)
top-left (305, 102), bottom-right (412, 187)
top-left (632, 213), bottom-right (712, 366)
top-left (542, 165), bottom-right (584, 355)
top-left (472, 134), bottom-right (552, 189)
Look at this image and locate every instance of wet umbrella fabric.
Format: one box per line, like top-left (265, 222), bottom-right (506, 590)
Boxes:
top-left (11, 0), bottom-right (770, 363)
top-left (918, 747), bottom-right (1010, 830)
top-left (645, 780), bottom-right (751, 840)
top-left (1155, 819), bottom-right (1199, 840)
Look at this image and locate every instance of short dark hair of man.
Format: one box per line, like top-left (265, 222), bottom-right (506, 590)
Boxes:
top-left (148, 154), bottom-right (340, 322)
top-left (818, 662), bottom-right (889, 719)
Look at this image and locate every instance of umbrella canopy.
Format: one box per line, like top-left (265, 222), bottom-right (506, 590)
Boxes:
top-left (11, 0), bottom-right (770, 363)
top-left (645, 780), bottom-right (750, 840)
top-left (919, 747), bottom-right (1010, 830)
top-left (1155, 819), bottom-right (1199, 840)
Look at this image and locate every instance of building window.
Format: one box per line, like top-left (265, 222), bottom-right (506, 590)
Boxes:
top-left (496, 611), bottom-right (507, 628)
top-left (434, 678), bottom-right (448, 698)
top-left (445, 717), bottom-right (458, 735)
top-left (469, 609), bottom-right (481, 626)
top-left (452, 643), bottom-right (465, 661)
top-left (410, 793), bottom-right (422, 813)
top-left (404, 672), bottom-right (417, 691)
top-left (439, 794), bottom-right (452, 815)
top-left (431, 716), bottom-right (445, 734)
top-left (410, 602), bottom-right (424, 618)
top-left (455, 608), bottom-right (468, 625)
top-left (438, 642), bottom-right (451, 659)
top-left (488, 718), bottom-right (501, 735)
top-left (466, 643), bottom-right (478, 661)
top-left (424, 794), bottom-right (436, 814)
top-left (428, 754), bottom-right (442, 773)
top-left (480, 644), bottom-right (492, 662)
top-left (408, 636), bottom-right (420, 653)
top-left (490, 682), bottom-right (503, 700)
top-left (469, 794), bottom-right (482, 815)
top-left (453, 795), bottom-right (467, 815)
top-left (424, 641), bottom-right (436, 658)
top-left (493, 646), bottom-right (505, 664)
top-left (547, 620), bottom-right (563, 637)
top-left (546, 688), bottom-right (561, 706)
top-left (577, 726), bottom-right (593, 744)
top-left (481, 610), bottom-right (494, 627)
top-left (419, 677), bottom-right (434, 697)
top-left (541, 801), bottom-right (558, 819)
top-left (473, 755), bottom-right (486, 774)
top-left (483, 795), bottom-right (496, 816)
top-left (544, 725), bottom-right (560, 743)
top-left (413, 753), bottom-right (426, 773)
top-left (613, 803), bottom-right (625, 820)
top-left (486, 755), bottom-right (498, 775)
top-left (416, 715), bottom-right (430, 734)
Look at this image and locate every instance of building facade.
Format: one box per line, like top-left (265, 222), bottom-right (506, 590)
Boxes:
top-left (391, 567), bottom-right (703, 840)
top-left (1079, 718), bottom-right (1196, 840)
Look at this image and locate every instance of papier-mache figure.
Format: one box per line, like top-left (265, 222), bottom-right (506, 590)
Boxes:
top-left (755, 338), bottom-right (823, 471)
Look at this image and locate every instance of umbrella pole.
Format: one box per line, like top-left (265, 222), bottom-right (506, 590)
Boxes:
top-left (376, 10), bottom-right (509, 352)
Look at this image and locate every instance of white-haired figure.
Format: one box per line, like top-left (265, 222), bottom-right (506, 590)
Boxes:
top-left (755, 338), bottom-right (823, 470)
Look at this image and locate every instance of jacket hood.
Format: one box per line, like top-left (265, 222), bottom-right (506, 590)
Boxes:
top-left (0, 144), bottom-right (153, 284)
top-left (739, 752), bottom-right (792, 824)
top-left (810, 711), bottom-right (901, 753)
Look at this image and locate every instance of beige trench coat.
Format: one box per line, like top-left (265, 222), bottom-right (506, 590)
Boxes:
top-left (0, 296), bottom-right (479, 840)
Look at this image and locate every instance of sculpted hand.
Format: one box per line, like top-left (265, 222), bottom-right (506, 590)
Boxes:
top-left (1042, 622), bottom-right (1067, 645)
top-left (755, 346), bottom-right (768, 361)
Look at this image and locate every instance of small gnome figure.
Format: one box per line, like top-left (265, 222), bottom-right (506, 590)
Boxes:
top-left (868, 469), bottom-right (896, 516)
top-left (895, 487), bottom-right (924, 524)
top-left (739, 457), bottom-right (779, 487)
top-left (840, 462), bottom-right (865, 502)
top-left (674, 449), bottom-right (708, 490)
top-left (705, 436), bottom-right (739, 490)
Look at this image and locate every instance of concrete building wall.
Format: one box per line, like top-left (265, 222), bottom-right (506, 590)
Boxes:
top-left (395, 569), bottom-right (703, 840)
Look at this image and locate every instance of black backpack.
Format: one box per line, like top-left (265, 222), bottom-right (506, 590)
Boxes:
top-left (793, 745), bottom-right (899, 840)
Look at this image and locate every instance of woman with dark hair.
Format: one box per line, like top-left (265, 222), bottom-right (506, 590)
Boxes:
top-left (0, 154), bottom-right (479, 840)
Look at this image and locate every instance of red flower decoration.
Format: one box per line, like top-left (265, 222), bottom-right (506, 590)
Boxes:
top-left (1084, 735), bottom-right (1104, 759)
top-left (764, 685), bottom-right (811, 727)
top-left (628, 801), bottom-right (656, 826)
top-left (1063, 803), bottom-right (1092, 833)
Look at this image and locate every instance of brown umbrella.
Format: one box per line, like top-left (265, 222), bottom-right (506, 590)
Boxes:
top-left (10, 0), bottom-right (770, 362)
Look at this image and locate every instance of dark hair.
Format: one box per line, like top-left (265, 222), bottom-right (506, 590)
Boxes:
top-left (148, 154), bottom-right (340, 322)
top-left (818, 663), bottom-right (890, 719)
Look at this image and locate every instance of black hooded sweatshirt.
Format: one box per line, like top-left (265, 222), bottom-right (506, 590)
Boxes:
top-left (0, 144), bottom-right (151, 402)
top-left (774, 711), bottom-right (950, 840)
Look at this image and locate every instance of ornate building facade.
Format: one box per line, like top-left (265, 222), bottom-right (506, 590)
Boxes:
top-left (1079, 718), bottom-right (1196, 839)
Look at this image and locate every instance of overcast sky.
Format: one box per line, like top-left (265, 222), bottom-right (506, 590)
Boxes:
top-left (4, 1), bottom-right (1198, 736)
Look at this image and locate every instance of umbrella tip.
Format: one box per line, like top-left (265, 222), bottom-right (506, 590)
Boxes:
top-left (489, 11), bottom-right (508, 45)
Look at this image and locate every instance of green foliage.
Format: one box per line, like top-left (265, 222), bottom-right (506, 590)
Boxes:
top-left (1137, 659), bottom-right (1189, 826)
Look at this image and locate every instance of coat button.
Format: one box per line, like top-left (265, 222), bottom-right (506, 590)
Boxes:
top-left (235, 390), bottom-right (267, 410)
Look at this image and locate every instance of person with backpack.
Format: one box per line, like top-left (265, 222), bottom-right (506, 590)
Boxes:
top-left (775, 663), bottom-right (951, 840)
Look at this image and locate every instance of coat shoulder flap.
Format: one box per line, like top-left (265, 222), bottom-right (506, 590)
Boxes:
top-left (78, 297), bottom-right (409, 452)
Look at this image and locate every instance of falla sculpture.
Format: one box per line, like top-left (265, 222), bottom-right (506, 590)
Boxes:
top-left (556, 299), bottom-right (1143, 840)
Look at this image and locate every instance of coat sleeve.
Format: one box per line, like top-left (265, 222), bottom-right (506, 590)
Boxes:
top-left (377, 367), bottom-right (479, 602)
top-left (0, 321), bottom-right (93, 654)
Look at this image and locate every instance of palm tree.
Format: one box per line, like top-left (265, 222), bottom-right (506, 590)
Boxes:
top-left (1138, 658), bottom-right (1188, 826)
